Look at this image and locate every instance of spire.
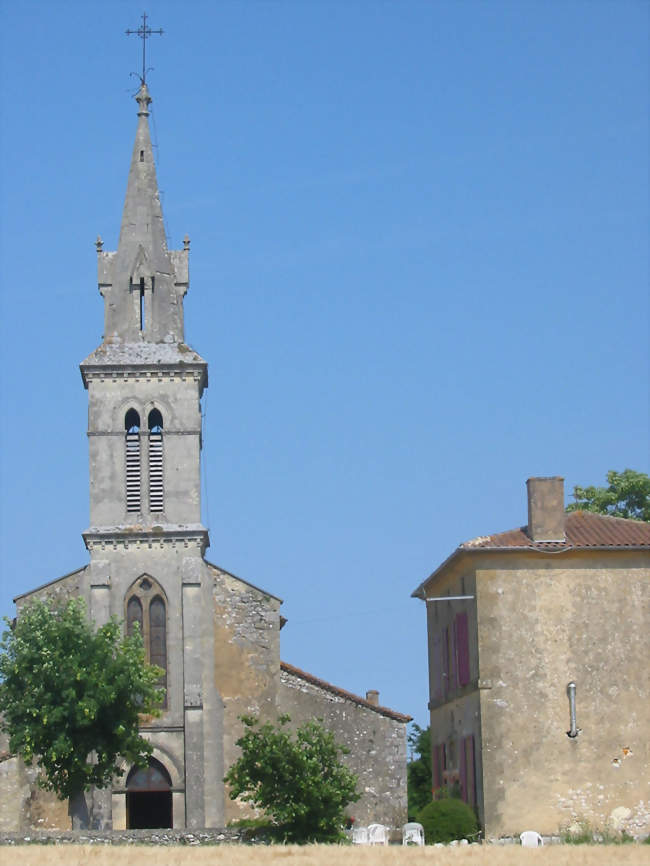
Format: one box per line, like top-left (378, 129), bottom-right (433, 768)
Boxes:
top-left (96, 84), bottom-right (189, 344)
top-left (116, 83), bottom-right (169, 276)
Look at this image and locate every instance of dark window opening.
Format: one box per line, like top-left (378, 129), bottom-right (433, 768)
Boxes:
top-left (125, 409), bottom-right (141, 433)
top-left (148, 409), bottom-right (163, 433)
top-left (149, 595), bottom-right (167, 701)
top-left (126, 596), bottom-right (143, 637)
top-left (139, 150), bottom-right (145, 162)
top-left (139, 278), bottom-right (145, 331)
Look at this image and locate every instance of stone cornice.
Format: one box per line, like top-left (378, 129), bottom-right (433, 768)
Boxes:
top-left (83, 526), bottom-right (209, 555)
top-left (80, 363), bottom-right (207, 394)
top-left (87, 430), bottom-right (202, 437)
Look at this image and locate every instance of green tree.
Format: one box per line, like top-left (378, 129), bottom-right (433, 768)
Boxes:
top-left (0, 598), bottom-right (164, 827)
top-left (224, 714), bottom-right (360, 843)
top-left (407, 723), bottom-right (432, 818)
top-left (567, 469), bottom-right (650, 522)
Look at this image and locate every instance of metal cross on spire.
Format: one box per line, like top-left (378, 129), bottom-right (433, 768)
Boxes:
top-left (126, 12), bottom-right (163, 86)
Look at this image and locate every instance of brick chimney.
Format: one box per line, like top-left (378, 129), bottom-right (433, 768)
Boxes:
top-left (366, 690), bottom-right (379, 706)
top-left (526, 476), bottom-right (565, 542)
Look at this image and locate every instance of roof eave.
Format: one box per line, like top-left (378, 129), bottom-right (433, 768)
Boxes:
top-left (205, 560), bottom-right (283, 604)
top-left (13, 565), bottom-right (89, 604)
top-left (411, 542), bottom-right (650, 599)
top-left (280, 661), bottom-right (412, 722)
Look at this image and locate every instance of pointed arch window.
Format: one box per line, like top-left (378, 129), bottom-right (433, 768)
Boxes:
top-left (125, 409), bottom-right (141, 513)
top-left (125, 576), bottom-right (167, 709)
top-left (149, 596), bottom-right (167, 674)
top-left (126, 596), bottom-right (143, 636)
top-left (148, 409), bottom-right (164, 513)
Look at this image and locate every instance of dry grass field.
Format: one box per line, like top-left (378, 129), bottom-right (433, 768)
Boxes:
top-left (0, 845), bottom-right (647, 866)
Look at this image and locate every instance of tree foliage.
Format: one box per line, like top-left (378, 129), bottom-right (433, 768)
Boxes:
top-left (407, 723), bottom-right (432, 818)
top-left (0, 598), bottom-right (164, 801)
top-left (416, 797), bottom-right (479, 844)
top-left (566, 469), bottom-right (650, 522)
top-left (224, 714), bottom-right (360, 843)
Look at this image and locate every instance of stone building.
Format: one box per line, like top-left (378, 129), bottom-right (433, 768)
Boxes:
top-left (0, 83), bottom-right (409, 833)
top-left (412, 476), bottom-right (650, 839)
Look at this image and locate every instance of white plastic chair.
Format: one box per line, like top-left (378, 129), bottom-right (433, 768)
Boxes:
top-left (520, 830), bottom-right (543, 847)
top-left (368, 823), bottom-right (389, 845)
top-left (352, 826), bottom-right (369, 844)
top-left (402, 822), bottom-right (425, 845)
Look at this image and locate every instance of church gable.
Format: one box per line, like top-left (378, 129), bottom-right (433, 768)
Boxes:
top-left (14, 565), bottom-right (89, 614)
top-left (209, 561), bottom-right (281, 692)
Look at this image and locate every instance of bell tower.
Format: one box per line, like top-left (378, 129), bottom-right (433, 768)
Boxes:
top-left (78, 83), bottom-right (219, 829)
top-left (80, 83), bottom-right (208, 542)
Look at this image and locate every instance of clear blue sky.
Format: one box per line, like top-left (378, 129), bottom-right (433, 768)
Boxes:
top-left (0, 1), bottom-right (647, 729)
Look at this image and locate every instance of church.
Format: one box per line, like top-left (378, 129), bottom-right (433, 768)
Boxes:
top-left (0, 82), bottom-right (409, 833)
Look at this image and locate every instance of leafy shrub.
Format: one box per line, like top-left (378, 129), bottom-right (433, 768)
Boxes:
top-left (224, 714), bottom-right (359, 843)
top-left (416, 797), bottom-right (479, 844)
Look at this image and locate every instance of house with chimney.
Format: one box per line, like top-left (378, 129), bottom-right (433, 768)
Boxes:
top-left (412, 476), bottom-right (650, 840)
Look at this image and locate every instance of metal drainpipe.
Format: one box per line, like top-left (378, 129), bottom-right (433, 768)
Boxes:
top-left (566, 681), bottom-right (579, 737)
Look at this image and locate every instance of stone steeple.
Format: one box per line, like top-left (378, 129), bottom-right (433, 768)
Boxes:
top-left (96, 83), bottom-right (189, 344)
top-left (80, 84), bottom-right (208, 547)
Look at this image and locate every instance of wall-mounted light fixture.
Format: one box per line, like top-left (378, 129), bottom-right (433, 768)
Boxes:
top-left (566, 681), bottom-right (580, 738)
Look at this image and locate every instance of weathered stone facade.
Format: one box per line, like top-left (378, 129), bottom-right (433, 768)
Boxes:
top-left (3, 82), bottom-right (409, 834)
top-left (413, 477), bottom-right (650, 839)
top-left (0, 732), bottom-right (68, 833)
top-left (279, 664), bottom-right (408, 827)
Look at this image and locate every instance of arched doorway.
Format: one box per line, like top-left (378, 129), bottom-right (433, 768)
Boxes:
top-left (126, 757), bottom-right (173, 829)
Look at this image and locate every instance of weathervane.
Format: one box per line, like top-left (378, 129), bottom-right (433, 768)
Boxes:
top-left (126, 12), bottom-right (163, 86)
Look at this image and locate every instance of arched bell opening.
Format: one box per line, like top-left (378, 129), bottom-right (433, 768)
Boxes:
top-left (126, 757), bottom-right (172, 829)
top-left (148, 408), bottom-right (164, 513)
top-left (124, 409), bottom-right (142, 513)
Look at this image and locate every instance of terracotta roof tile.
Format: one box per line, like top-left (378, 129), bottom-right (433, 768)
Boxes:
top-left (460, 511), bottom-right (650, 551)
top-left (280, 661), bottom-right (412, 723)
top-left (413, 511), bottom-right (650, 599)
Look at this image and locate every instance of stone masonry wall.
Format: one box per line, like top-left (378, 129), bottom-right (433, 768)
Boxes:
top-left (0, 732), bottom-right (69, 832)
top-left (210, 565), bottom-right (282, 823)
top-left (278, 668), bottom-right (408, 830)
top-left (476, 550), bottom-right (650, 839)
